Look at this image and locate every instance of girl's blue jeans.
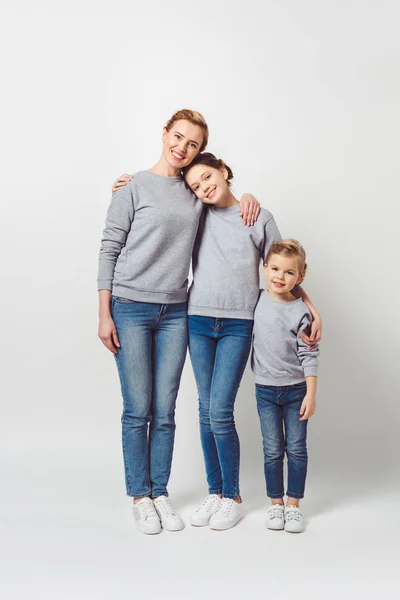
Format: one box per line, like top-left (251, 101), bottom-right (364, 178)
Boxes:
top-left (188, 315), bottom-right (253, 499)
top-left (255, 382), bottom-right (308, 499)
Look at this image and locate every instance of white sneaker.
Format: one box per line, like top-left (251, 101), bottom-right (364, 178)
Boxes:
top-left (284, 506), bottom-right (305, 533)
top-left (209, 498), bottom-right (243, 530)
top-left (153, 495), bottom-right (184, 531)
top-left (265, 504), bottom-right (285, 530)
top-left (190, 495), bottom-right (222, 527)
top-left (132, 497), bottom-right (161, 535)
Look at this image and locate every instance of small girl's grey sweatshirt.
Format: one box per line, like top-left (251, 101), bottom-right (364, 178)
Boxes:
top-left (251, 290), bottom-right (319, 386)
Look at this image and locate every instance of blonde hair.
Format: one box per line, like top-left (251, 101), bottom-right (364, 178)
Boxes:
top-left (164, 109), bottom-right (209, 152)
top-left (265, 239), bottom-right (308, 278)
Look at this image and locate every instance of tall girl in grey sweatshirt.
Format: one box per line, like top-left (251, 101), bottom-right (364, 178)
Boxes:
top-left (181, 153), bottom-right (321, 531)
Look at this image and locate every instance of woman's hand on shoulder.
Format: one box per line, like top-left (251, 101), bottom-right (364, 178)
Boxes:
top-left (239, 193), bottom-right (260, 226)
top-left (112, 173), bottom-right (133, 193)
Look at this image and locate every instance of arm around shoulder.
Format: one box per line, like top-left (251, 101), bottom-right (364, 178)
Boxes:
top-left (297, 313), bottom-right (319, 377)
top-left (261, 214), bottom-right (283, 262)
top-left (292, 287), bottom-right (322, 344)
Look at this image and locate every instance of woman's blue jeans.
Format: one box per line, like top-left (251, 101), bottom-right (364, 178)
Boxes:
top-left (188, 315), bottom-right (253, 499)
top-left (111, 297), bottom-right (188, 498)
top-left (255, 382), bottom-right (308, 499)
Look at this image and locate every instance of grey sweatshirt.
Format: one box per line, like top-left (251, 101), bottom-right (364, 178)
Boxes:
top-left (97, 171), bottom-right (203, 303)
top-left (251, 289), bottom-right (319, 386)
top-left (188, 206), bottom-right (282, 319)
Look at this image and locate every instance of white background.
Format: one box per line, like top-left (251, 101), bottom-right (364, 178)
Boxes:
top-left (1, 1), bottom-right (399, 598)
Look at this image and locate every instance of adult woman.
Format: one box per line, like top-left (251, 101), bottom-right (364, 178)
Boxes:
top-left (98, 109), bottom-right (259, 535)
top-left (180, 153), bottom-right (321, 530)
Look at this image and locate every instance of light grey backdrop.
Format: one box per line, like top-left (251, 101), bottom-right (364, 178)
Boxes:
top-left (1, 1), bottom-right (399, 598)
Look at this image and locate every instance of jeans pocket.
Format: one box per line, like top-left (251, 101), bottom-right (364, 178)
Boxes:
top-left (112, 296), bottom-right (136, 304)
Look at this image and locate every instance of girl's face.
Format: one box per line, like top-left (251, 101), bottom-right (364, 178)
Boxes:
top-left (184, 163), bottom-right (229, 205)
top-left (162, 119), bottom-right (204, 170)
top-left (264, 253), bottom-right (303, 296)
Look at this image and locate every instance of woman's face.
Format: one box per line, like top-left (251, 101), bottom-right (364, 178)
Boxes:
top-left (184, 163), bottom-right (229, 204)
top-left (162, 119), bottom-right (204, 170)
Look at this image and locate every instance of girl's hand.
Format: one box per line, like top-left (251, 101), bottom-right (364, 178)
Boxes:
top-left (98, 317), bottom-right (120, 354)
top-left (239, 194), bottom-right (260, 226)
top-left (299, 394), bottom-right (316, 421)
top-left (301, 313), bottom-right (322, 347)
top-left (112, 173), bottom-right (133, 193)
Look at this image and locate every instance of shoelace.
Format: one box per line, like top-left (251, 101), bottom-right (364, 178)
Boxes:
top-left (218, 498), bottom-right (234, 517)
top-left (197, 496), bottom-right (219, 513)
top-left (268, 506), bottom-right (284, 519)
top-left (138, 501), bottom-right (157, 521)
top-left (286, 509), bottom-right (301, 522)
top-left (154, 498), bottom-right (176, 517)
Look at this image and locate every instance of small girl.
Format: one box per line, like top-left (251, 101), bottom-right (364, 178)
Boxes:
top-left (251, 239), bottom-right (320, 533)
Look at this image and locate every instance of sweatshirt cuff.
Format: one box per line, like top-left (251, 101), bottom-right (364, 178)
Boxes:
top-left (304, 367), bottom-right (318, 377)
top-left (97, 279), bottom-right (113, 291)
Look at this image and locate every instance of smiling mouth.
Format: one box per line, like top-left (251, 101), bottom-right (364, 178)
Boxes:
top-left (272, 281), bottom-right (285, 288)
top-left (171, 150), bottom-right (185, 161)
top-left (206, 188), bottom-right (216, 199)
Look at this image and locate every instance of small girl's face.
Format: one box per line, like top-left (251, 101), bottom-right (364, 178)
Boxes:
top-left (184, 164), bottom-right (229, 205)
top-left (264, 253), bottom-right (303, 296)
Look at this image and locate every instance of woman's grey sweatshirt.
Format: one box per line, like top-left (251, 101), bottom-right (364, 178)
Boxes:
top-left (251, 290), bottom-right (319, 386)
top-left (188, 206), bottom-right (282, 319)
top-left (97, 171), bottom-right (203, 303)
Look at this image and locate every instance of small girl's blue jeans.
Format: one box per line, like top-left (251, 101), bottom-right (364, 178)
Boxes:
top-left (255, 382), bottom-right (308, 499)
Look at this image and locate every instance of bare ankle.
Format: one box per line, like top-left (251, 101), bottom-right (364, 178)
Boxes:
top-left (286, 497), bottom-right (300, 507)
top-left (133, 496), bottom-right (150, 505)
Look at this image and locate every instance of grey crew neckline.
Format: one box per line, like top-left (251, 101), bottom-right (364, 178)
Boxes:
top-left (144, 170), bottom-right (183, 182)
top-left (266, 289), bottom-right (303, 305)
top-left (210, 204), bottom-right (240, 214)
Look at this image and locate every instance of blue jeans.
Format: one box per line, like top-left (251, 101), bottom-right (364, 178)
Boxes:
top-left (188, 316), bottom-right (253, 499)
top-left (111, 297), bottom-right (188, 498)
top-left (256, 383), bottom-right (308, 499)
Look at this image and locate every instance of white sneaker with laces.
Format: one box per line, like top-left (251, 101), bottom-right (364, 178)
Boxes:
top-left (284, 506), bottom-right (304, 533)
top-left (209, 498), bottom-right (243, 530)
top-left (190, 495), bottom-right (221, 527)
top-left (265, 504), bottom-right (285, 530)
top-left (153, 495), bottom-right (184, 531)
top-left (132, 497), bottom-right (161, 535)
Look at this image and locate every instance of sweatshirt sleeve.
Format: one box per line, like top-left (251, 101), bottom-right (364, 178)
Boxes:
top-left (261, 214), bottom-right (303, 295)
top-left (297, 312), bottom-right (319, 377)
top-left (262, 214), bottom-right (283, 262)
top-left (97, 184), bottom-right (135, 291)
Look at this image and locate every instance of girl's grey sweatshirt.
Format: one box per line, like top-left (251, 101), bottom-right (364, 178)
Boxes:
top-left (97, 171), bottom-right (203, 303)
top-left (188, 206), bottom-right (282, 319)
top-left (251, 290), bottom-right (319, 386)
